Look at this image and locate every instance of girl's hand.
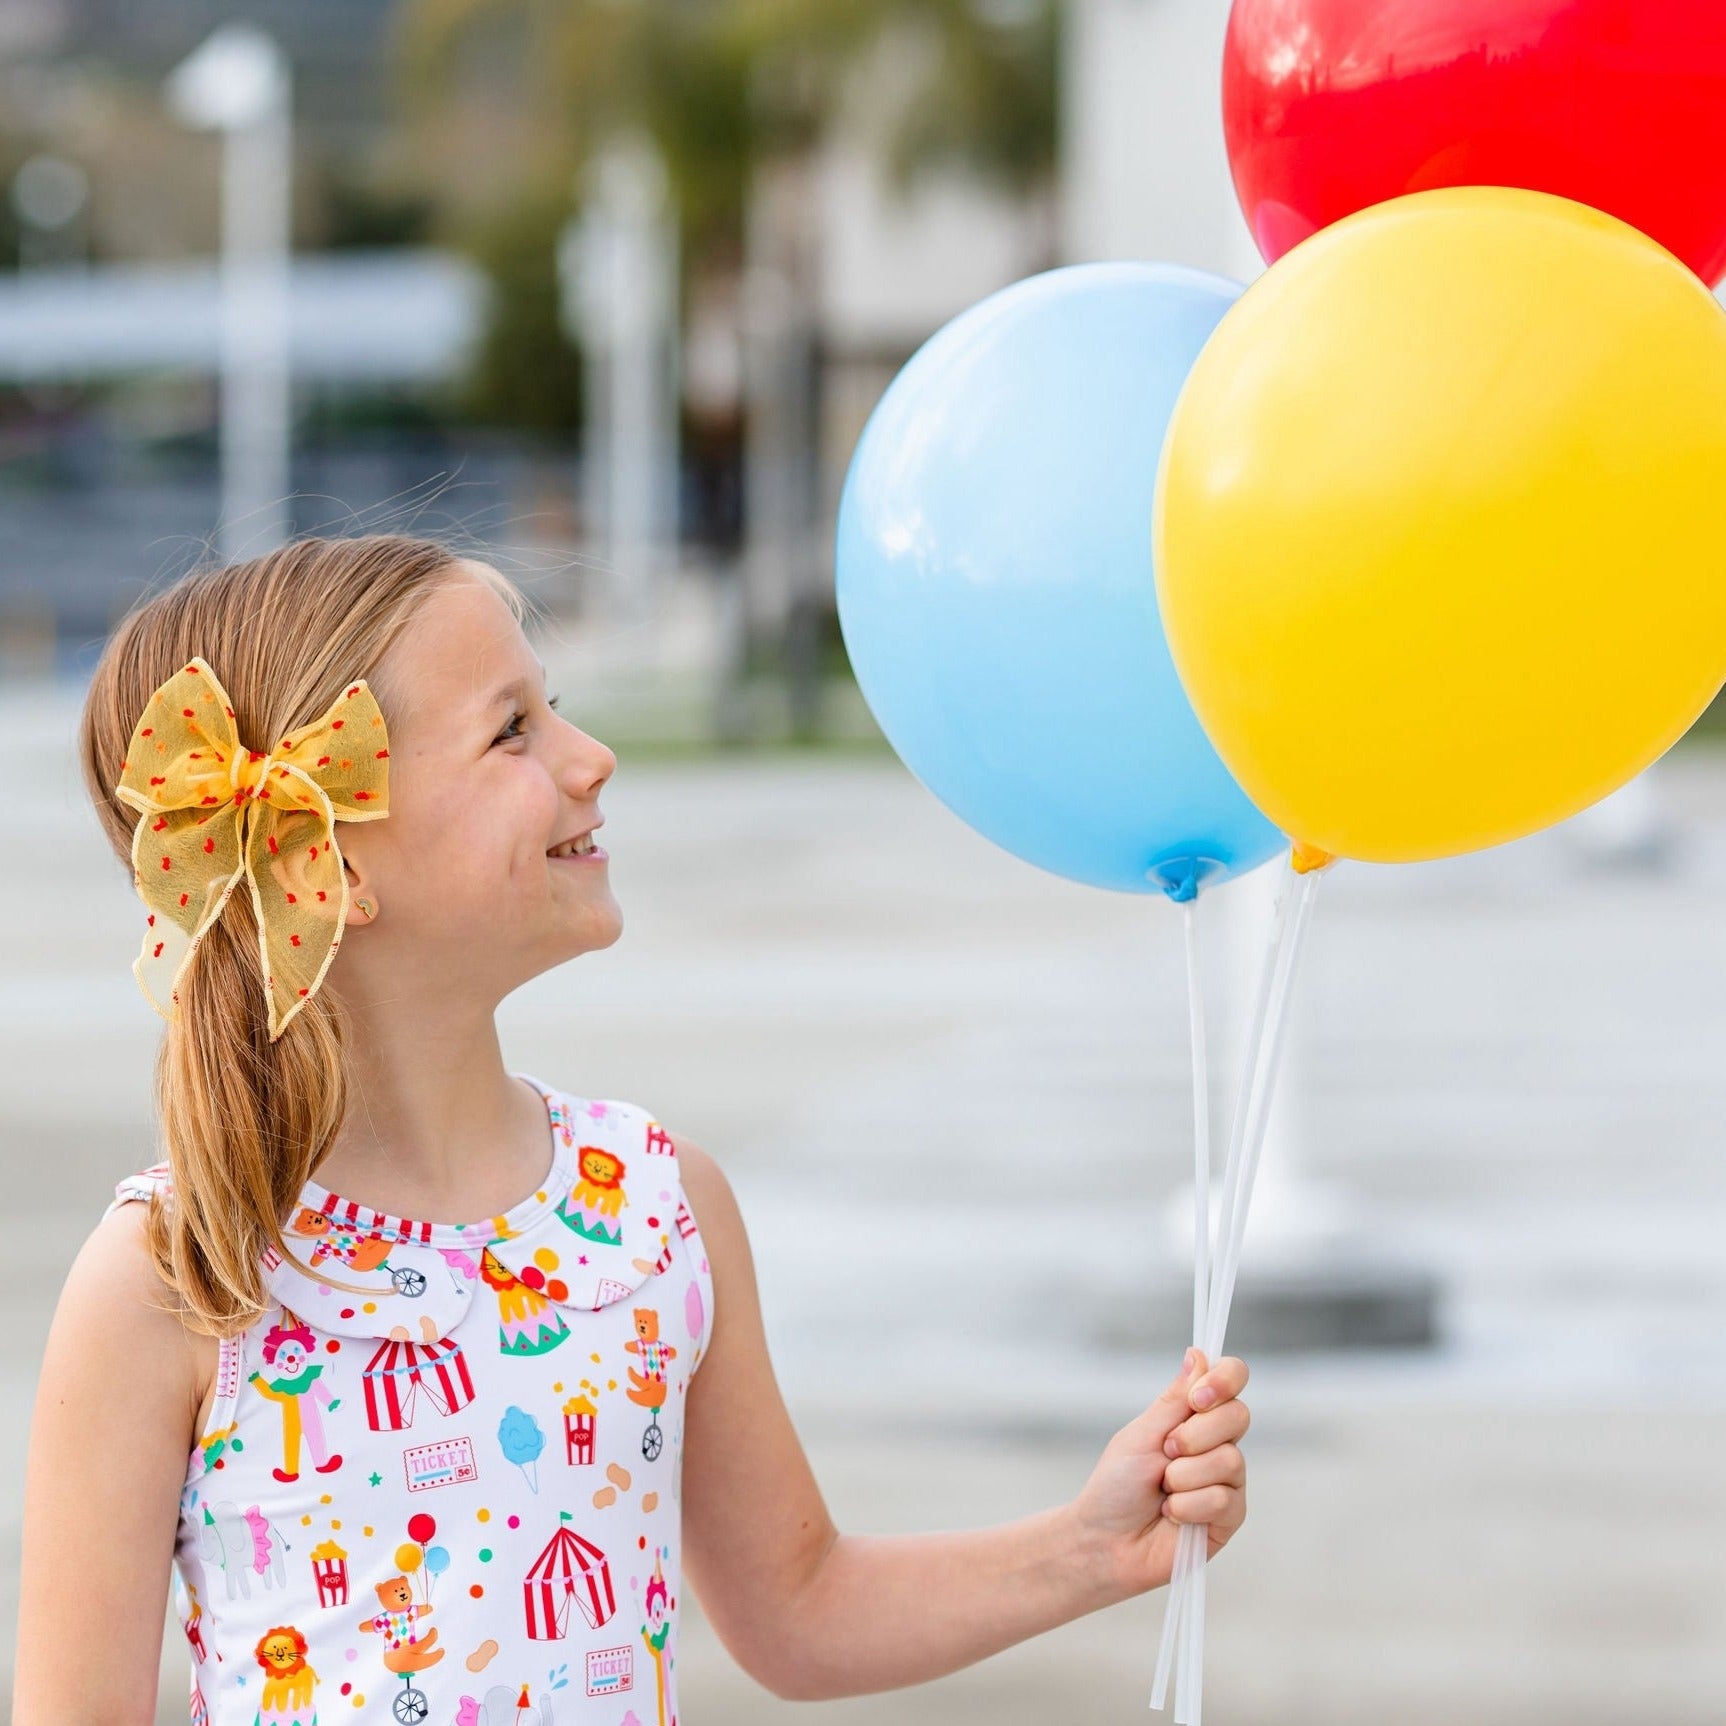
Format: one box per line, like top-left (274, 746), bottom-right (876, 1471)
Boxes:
top-left (1067, 1348), bottom-right (1249, 1600)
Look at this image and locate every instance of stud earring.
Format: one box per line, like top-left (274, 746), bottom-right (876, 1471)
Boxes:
top-left (355, 897), bottom-right (375, 919)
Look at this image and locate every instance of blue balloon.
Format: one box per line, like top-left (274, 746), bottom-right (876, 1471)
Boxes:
top-left (835, 262), bottom-right (1285, 899)
top-left (425, 1545), bottom-right (451, 1575)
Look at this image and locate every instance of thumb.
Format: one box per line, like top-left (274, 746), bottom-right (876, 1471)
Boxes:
top-left (1117, 1347), bottom-right (1208, 1456)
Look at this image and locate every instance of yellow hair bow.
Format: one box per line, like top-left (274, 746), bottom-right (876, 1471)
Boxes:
top-left (114, 656), bottom-right (391, 1040)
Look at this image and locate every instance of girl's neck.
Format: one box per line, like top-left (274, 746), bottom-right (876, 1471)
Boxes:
top-left (309, 1055), bottom-right (555, 1228)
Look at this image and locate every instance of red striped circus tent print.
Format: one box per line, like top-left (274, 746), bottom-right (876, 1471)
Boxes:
top-left (524, 1512), bottom-right (616, 1638)
top-left (362, 1335), bottom-right (475, 1432)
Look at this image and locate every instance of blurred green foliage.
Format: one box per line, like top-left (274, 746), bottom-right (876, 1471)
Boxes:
top-left (390, 0), bottom-right (1060, 426)
top-left (317, 167), bottom-right (438, 250)
top-left (452, 188), bottom-right (585, 434)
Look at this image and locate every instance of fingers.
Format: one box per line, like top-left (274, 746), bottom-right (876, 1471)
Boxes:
top-left (1121, 1347), bottom-right (1212, 1454)
top-left (1187, 1354), bottom-right (1248, 1412)
top-left (1161, 1441), bottom-right (1244, 1496)
top-left (1163, 1395), bottom-right (1250, 1460)
top-left (1160, 1346), bottom-right (1209, 1409)
top-left (1161, 1481), bottom-right (1246, 1534)
top-left (1118, 1351), bottom-right (1251, 1459)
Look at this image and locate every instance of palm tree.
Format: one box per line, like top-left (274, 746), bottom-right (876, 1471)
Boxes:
top-left (392, 0), bottom-right (1057, 251)
top-left (389, 0), bottom-right (1059, 731)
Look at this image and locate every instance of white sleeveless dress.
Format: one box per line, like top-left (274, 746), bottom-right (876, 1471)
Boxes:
top-left (105, 1073), bottom-right (713, 1726)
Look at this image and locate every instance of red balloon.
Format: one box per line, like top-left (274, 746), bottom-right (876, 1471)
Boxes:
top-left (1224, 0), bottom-right (1726, 283)
top-left (407, 1512), bottom-right (436, 1545)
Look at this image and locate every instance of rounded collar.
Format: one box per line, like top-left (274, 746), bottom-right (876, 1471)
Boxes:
top-left (261, 1074), bottom-right (680, 1342)
top-left (295, 1070), bottom-right (569, 1246)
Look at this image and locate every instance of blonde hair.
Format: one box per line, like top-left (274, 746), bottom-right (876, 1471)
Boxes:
top-left (78, 533), bottom-right (530, 1337)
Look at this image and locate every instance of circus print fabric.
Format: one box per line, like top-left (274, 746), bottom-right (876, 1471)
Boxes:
top-left (104, 1075), bottom-right (713, 1726)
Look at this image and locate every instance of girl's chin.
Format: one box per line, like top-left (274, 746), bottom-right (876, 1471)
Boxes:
top-left (572, 900), bottom-right (624, 941)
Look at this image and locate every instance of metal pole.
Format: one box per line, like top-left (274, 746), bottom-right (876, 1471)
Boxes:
top-left (165, 25), bottom-right (294, 562)
top-left (219, 90), bottom-right (292, 559)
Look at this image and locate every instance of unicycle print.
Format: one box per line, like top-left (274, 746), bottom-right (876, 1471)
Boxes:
top-left (287, 1209), bottom-right (430, 1301)
top-left (624, 1307), bottom-right (677, 1463)
top-left (387, 1257), bottom-right (428, 1299)
top-left (391, 1671), bottom-right (429, 1724)
top-left (358, 1581), bottom-right (443, 1724)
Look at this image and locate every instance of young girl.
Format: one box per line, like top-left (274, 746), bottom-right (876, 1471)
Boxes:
top-left (14, 534), bottom-right (1250, 1725)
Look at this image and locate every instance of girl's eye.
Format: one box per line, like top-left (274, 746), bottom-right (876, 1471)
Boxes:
top-left (495, 694), bottom-right (562, 745)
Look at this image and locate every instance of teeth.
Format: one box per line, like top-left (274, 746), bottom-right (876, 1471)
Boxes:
top-left (550, 833), bottom-right (596, 858)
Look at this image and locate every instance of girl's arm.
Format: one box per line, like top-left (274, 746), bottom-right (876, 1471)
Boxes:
top-left (676, 1135), bottom-right (1248, 1704)
top-left (13, 1204), bottom-right (204, 1726)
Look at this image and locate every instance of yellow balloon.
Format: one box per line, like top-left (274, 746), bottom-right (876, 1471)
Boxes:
top-left (1154, 185), bottom-right (1726, 864)
top-left (394, 1543), bottom-right (422, 1572)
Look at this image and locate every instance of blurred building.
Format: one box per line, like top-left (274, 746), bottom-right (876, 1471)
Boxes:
top-left (0, 248), bottom-right (492, 665)
top-left (1062, 0), bottom-right (1259, 276)
top-left (0, 0), bottom-right (1283, 693)
top-left (14, 0), bottom-right (397, 151)
top-left (0, 248), bottom-right (483, 382)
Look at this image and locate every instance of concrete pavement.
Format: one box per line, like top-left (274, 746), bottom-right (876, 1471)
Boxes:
top-left (0, 676), bottom-right (1720, 1722)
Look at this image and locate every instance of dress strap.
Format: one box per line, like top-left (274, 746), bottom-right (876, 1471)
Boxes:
top-left (104, 1160), bottom-right (173, 1221)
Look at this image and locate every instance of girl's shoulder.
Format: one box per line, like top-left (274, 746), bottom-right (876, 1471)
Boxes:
top-left (93, 1161), bottom-right (190, 1322)
top-left (76, 1166), bottom-right (204, 1377)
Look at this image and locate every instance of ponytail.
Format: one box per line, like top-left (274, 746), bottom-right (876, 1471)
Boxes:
top-left (78, 532), bottom-right (531, 1335)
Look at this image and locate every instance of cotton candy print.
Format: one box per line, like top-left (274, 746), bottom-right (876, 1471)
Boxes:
top-left (106, 1075), bottom-right (713, 1726)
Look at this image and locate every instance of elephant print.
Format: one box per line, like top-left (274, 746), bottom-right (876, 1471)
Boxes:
top-left (199, 1500), bottom-right (287, 1600)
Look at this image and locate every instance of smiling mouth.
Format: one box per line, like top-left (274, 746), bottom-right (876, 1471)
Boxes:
top-left (548, 840), bottom-right (608, 864)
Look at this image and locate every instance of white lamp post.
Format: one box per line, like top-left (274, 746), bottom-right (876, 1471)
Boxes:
top-left (559, 133), bottom-right (680, 623)
top-left (164, 24), bottom-right (293, 562)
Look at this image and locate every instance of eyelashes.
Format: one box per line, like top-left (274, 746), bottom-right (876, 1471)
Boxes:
top-left (495, 693), bottom-right (562, 744)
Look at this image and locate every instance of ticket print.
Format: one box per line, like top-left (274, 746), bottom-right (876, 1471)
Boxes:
top-left (586, 1644), bottom-right (634, 1695)
top-left (403, 1434), bottom-right (478, 1492)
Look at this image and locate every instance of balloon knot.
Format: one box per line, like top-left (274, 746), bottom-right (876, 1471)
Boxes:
top-left (1291, 841), bottom-right (1336, 875)
top-left (1163, 870), bottom-right (1199, 903)
top-left (1148, 856), bottom-right (1220, 901)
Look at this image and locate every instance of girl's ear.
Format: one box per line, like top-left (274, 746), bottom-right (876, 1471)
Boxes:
top-left (339, 851), bottom-right (375, 925)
